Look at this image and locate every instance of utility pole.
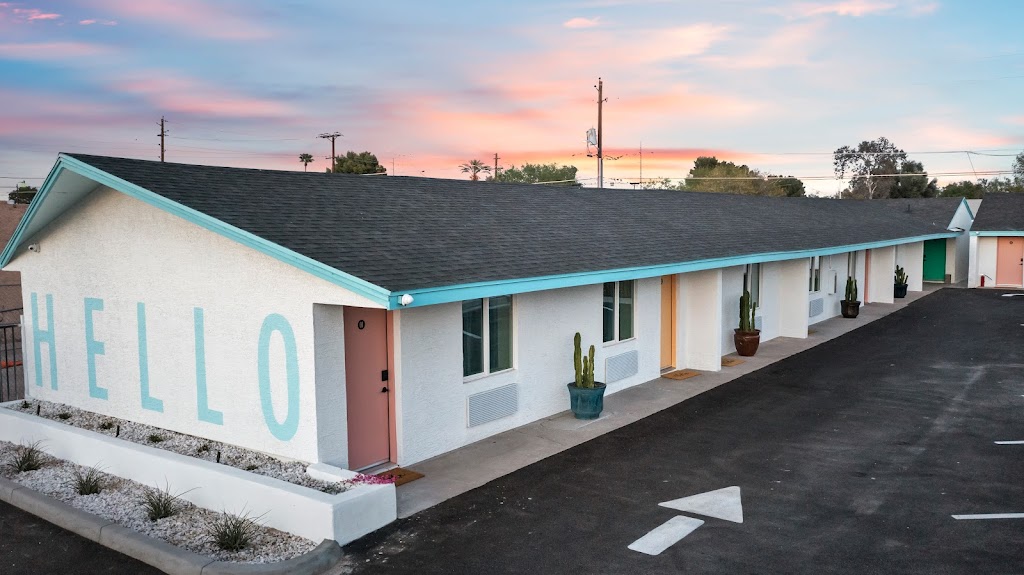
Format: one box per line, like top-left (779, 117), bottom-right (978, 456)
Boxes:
top-left (596, 79), bottom-right (603, 188)
top-left (318, 132), bottom-right (342, 173)
top-left (158, 116), bottom-right (167, 162)
top-left (493, 152), bottom-right (500, 181)
top-left (639, 141), bottom-right (642, 186)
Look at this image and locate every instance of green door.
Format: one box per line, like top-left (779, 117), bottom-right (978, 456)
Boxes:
top-left (923, 239), bottom-right (946, 282)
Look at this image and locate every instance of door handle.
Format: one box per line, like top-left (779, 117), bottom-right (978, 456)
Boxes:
top-left (381, 387), bottom-right (389, 393)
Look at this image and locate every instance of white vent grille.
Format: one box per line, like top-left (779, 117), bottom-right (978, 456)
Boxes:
top-left (467, 383), bottom-right (518, 427)
top-left (809, 298), bottom-right (824, 317)
top-left (606, 350), bottom-right (639, 383)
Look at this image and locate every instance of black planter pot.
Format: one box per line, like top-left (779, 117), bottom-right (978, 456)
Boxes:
top-left (567, 382), bottom-right (607, 419)
top-left (894, 283), bottom-right (908, 298)
top-left (841, 300), bottom-right (861, 318)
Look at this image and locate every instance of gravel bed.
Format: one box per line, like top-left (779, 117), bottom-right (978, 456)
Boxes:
top-left (0, 439), bottom-right (318, 563)
top-left (3, 399), bottom-right (392, 493)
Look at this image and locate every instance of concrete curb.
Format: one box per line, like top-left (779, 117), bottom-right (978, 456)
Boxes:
top-left (0, 476), bottom-right (344, 575)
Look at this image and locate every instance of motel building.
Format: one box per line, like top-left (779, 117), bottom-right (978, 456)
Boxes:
top-left (968, 193), bottom-right (1024, 289)
top-left (0, 154), bottom-right (974, 541)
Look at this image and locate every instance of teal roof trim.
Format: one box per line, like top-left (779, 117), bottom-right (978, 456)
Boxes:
top-left (971, 231), bottom-right (1024, 237)
top-left (389, 232), bottom-right (958, 309)
top-left (960, 197), bottom-right (975, 221)
top-left (1, 155), bottom-right (393, 308)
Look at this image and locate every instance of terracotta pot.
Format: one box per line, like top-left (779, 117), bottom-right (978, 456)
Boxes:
top-left (733, 329), bottom-right (760, 357)
top-left (894, 284), bottom-right (908, 298)
top-left (841, 300), bottom-right (861, 318)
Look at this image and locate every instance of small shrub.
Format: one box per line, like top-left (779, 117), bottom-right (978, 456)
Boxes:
top-left (71, 466), bottom-right (105, 495)
top-left (147, 434), bottom-right (164, 444)
top-left (5, 441), bottom-right (45, 472)
top-left (142, 482), bottom-right (193, 521)
top-left (206, 510), bottom-right (264, 551)
top-left (20, 400), bottom-right (30, 409)
top-left (98, 421), bottom-right (114, 430)
top-left (197, 443), bottom-right (210, 453)
top-left (57, 412), bottom-right (72, 420)
top-left (245, 464), bottom-right (259, 471)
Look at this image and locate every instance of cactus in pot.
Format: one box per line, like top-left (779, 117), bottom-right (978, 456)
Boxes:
top-left (738, 289), bottom-right (757, 333)
top-left (568, 332), bottom-right (604, 418)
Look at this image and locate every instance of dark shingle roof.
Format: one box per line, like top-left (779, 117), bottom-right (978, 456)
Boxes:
top-left (67, 154), bottom-right (950, 292)
top-left (884, 197), bottom-right (965, 228)
top-left (970, 193), bottom-right (1024, 232)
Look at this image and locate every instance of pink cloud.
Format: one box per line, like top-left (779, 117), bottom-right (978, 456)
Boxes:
top-left (564, 17), bottom-right (600, 29)
top-left (79, 18), bottom-right (117, 25)
top-left (700, 21), bottom-right (825, 69)
top-left (790, 1), bottom-right (895, 17)
top-left (86, 0), bottom-right (272, 39)
top-left (0, 41), bottom-right (108, 59)
top-left (13, 7), bottom-right (60, 20)
top-left (111, 73), bottom-right (295, 118)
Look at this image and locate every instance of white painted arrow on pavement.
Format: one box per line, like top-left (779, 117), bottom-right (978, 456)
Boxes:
top-left (660, 485), bottom-right (744, 523)
top-left (628, 487), bottom-right (743, 556)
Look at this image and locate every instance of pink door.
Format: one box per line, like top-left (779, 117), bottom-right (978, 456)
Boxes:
top-left (996, 237), bottom-right (1024, 287)
top-left (344, 307), bottom-right (390, 470)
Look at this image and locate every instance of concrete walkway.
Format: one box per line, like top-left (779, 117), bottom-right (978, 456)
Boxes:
top-left (396, 286), bottom-right (944, 518)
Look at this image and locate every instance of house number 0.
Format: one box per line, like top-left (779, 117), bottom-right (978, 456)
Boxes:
top-left (357, 320), bottom-right (365, 330)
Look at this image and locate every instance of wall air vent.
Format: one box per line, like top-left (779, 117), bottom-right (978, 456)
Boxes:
top-left (606, 350), bottom-right (639, 383)
top-left (467, 383), bottom-right (518, 428)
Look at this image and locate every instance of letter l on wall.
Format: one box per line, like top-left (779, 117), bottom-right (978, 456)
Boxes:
top-left (194, 308), bottom-right (224, 425)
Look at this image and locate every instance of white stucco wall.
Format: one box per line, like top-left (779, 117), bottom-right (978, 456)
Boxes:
top-left (777, 258), bottom-right (810, 337)
top-left (8, 186), bottom-right (381, 463)
top-left (971, 236), bottom-right (998, 287)
top-left (394, 278), bottom-right (661, 466)
top-left (866, 246), bottom-right (896, 304)
top-left (895, 242), bottom-right (924, 292)
top-left (679, 269), bottom-right (722, 372)
top-left (949, 202), bottom-right (974, 283)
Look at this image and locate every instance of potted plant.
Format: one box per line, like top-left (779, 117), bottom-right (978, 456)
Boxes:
top-left (567, 332), bottom-right (606, 419)
top-left (894, 265), bottom-right (909, 298)
top-left (733, 289), bottom-right (760, 356)
top-left (841, 276), bottom-right (860, 318)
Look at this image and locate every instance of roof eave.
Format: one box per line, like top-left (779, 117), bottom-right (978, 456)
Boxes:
top-left (388, 232), bottom-right (958, 309)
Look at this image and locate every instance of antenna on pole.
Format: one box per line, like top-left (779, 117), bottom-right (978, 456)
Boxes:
top-left (595, 78), bottom-right (606, 188)
top-left (318, 132), bottom-right (343, 173)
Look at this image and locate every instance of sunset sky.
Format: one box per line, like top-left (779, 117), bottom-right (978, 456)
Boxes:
top-left (1, 0), bottom-right (1022, 195)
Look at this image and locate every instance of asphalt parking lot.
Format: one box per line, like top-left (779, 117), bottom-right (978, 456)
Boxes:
top-left (342, 289), bottom-right (1024, 574)
top-left (0, 499), bottom-right (162, 574)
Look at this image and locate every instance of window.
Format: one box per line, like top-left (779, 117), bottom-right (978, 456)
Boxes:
top-left (603, 281), bottom-right (635, 342)
top-left (462, 296), bottom-right (513, 378)
top-left (745, 263), bottom-right (761, 306)
top-left (809, 256), bottom-right (822, 292)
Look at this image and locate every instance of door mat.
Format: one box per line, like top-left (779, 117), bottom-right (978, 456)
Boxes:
top-left (663, 369), bottom-right (701, 381)
top-left (376, 467), bottom-right (424, 487)
top-left (721, 357), bottom-right (745, 367)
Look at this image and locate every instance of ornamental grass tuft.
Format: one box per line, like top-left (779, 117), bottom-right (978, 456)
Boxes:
top-left (5, 441), bottom-right (46, 473)
top-left (206, 509), bottom-right (264, 551)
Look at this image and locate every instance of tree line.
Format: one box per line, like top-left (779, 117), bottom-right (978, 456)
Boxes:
top-left (301, 140), bottom-right (1024, 199)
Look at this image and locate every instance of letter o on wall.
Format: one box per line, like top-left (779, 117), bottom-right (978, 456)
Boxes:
top-left (258, 314), bottom-right (300, 441)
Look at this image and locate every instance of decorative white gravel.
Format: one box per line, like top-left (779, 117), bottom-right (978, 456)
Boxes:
top-left (2, 399), bottom-right (378, 494)
top-left (0, 439), bottom-right (318, 563)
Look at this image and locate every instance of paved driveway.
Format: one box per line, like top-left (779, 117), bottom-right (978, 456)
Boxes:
top-left (0, 500), bottom-right (162, 574)
top-left (341, 289), bottom-right (1024, 574)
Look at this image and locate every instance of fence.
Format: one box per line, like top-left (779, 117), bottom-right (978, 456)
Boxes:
top-left (0, 308), bottom-right (23, 403)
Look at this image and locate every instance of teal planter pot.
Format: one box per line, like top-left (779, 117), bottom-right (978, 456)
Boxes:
top-left (567, 382), bottom-right (607, 420)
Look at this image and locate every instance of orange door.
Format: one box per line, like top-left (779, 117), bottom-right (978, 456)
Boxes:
top-left (996, 237), bottom-right (1024, 287)
top-left (660, 275), bottom-right (676, 369)
top-left (344, 307), bottom-right (390, 470)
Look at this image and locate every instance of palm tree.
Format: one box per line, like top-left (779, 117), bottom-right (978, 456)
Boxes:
top-left (459, 159), bottom-right (491, 181)
top-left (299, 153), bottom-right (314, 172)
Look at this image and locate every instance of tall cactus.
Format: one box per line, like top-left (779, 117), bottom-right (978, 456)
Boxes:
top-left (573, 332), bottom-right (582, 388)
top-left (586, 345), bottom-right (595, 387)
top-left (895, 265), bottom-right (908, 286)
top-left (845, 276), bottom-right (858, 302)
top-left (739, 289), bottom-right (757, 332)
